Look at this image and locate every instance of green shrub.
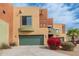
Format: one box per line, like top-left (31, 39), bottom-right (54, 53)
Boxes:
top-left (49, 45), bottom-right (59, 50)
top-left (61, 42), bottom-right (75, 51)
top-left (0, 43), bottom-right (11, 49)
top-left (10, 42), bottom-right (17, 46)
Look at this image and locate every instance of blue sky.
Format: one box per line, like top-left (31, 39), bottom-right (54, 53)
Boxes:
top-left (14, 3), bottom-right (79, 30)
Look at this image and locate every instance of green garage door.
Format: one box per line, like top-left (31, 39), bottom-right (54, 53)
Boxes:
top-left (19, 35), bottom-right (44, 45)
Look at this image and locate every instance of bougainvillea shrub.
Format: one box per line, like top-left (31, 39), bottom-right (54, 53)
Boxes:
top-left (47, 36), bottom-right (61, 49)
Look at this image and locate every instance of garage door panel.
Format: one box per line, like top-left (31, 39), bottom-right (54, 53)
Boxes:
top-left (19, 35), bottom-right (44, 45)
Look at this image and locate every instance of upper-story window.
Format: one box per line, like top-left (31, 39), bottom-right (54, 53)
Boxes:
top-left (48, 26), bottom-right (52, 30)
top-left (55, 29), bottom-right (60, 33)
top-left (48, 26), bottom-right (51, 30)
top-left (40, 10), bottom-right (43, 15)
top-left (22, 16), bottom-right (32, 25)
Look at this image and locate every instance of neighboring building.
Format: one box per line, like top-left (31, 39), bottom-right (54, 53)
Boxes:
top-left (0, 4), bottom-right (13, 45)
top-left (0, 19), bottom-right (9, 46)
top-left (0, 4), bottom-right (66, 46)
top-left (53, 24), bottom-right (66, 42)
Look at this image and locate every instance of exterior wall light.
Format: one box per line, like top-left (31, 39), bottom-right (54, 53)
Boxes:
top-left (19, 10), bottom-right (22, 14)
top-left (17, 10), bottom-right (22, 16)
top-left (3, 10), bottom-right (6, 14)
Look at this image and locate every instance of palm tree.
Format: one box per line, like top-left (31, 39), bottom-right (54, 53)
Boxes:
top-left (67, 28), bottom-right (79, 43)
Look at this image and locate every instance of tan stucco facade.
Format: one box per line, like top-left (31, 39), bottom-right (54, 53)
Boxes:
top-left (13, 7), bottom-right (48, 45)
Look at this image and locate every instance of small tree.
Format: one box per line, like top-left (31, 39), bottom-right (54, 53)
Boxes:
top-left (67, 28), bottom-right (79, 43)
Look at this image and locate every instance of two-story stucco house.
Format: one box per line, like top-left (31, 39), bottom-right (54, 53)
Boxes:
top-left (13, 7), bottom-right (49, 45)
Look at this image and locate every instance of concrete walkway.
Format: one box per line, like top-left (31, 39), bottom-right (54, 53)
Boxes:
top-left (0, 46), bottom-right (68, 56)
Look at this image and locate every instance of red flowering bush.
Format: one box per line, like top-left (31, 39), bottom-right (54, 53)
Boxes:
top-left (47, 36), bottom-right (61, 50)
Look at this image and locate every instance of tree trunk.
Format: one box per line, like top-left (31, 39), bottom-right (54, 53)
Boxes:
top-left (71, 35), bottom-right (77, 46)
top-left (72, 35), bottom-right (75, 43)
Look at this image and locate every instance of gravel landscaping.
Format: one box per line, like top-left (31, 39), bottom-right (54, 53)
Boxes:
top-left (55, 44), bottom-right (79, 56)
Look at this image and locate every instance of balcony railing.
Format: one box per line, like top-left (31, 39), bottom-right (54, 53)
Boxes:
top-left (19, 25), bottom-right (34, 32)
top-left (48, 28), bottom-right (59, 35)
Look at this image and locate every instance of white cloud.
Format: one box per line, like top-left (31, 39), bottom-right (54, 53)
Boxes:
top-left (73, 19), bottom-right (79, 24)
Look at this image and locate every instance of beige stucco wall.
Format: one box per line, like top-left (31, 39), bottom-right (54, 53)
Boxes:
top-left (53, 24), bottom-right (64, 34)
top-left (0, 19), bottom-right (9, 46)
top-left (13, 7), bottom-right (48, 45)
top-left (53, 24), bottom-right (66, 41)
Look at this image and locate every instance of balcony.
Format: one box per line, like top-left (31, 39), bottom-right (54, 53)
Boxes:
top-left (48, 27), bottom-right (59, 35)
top-left (19, 25), bottom-right (34, 32)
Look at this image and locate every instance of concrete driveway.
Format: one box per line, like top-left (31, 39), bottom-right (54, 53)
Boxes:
top-left (0, 45), bottom-right (68, 56)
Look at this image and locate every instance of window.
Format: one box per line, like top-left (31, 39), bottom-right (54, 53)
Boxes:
top-left (43, 24), bottom-right (46, 27)
top-left (40, 24), bottom-right (43, 27)
top-left (48, 27), bottom-right (51, 29)
top-left (48, 26), bottom-right (52, 30)
top-left (55, 29), bottom-right (60, 33)
top-left (22, 16), bottom-right (32, 25)
top-left (40, 10), bottom-right (43, 15)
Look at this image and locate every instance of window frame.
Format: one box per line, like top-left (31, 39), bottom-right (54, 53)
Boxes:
top-left (21, 16), bottom-right (32, 26)
top-left (55, 29), bottom-right (60, 33)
